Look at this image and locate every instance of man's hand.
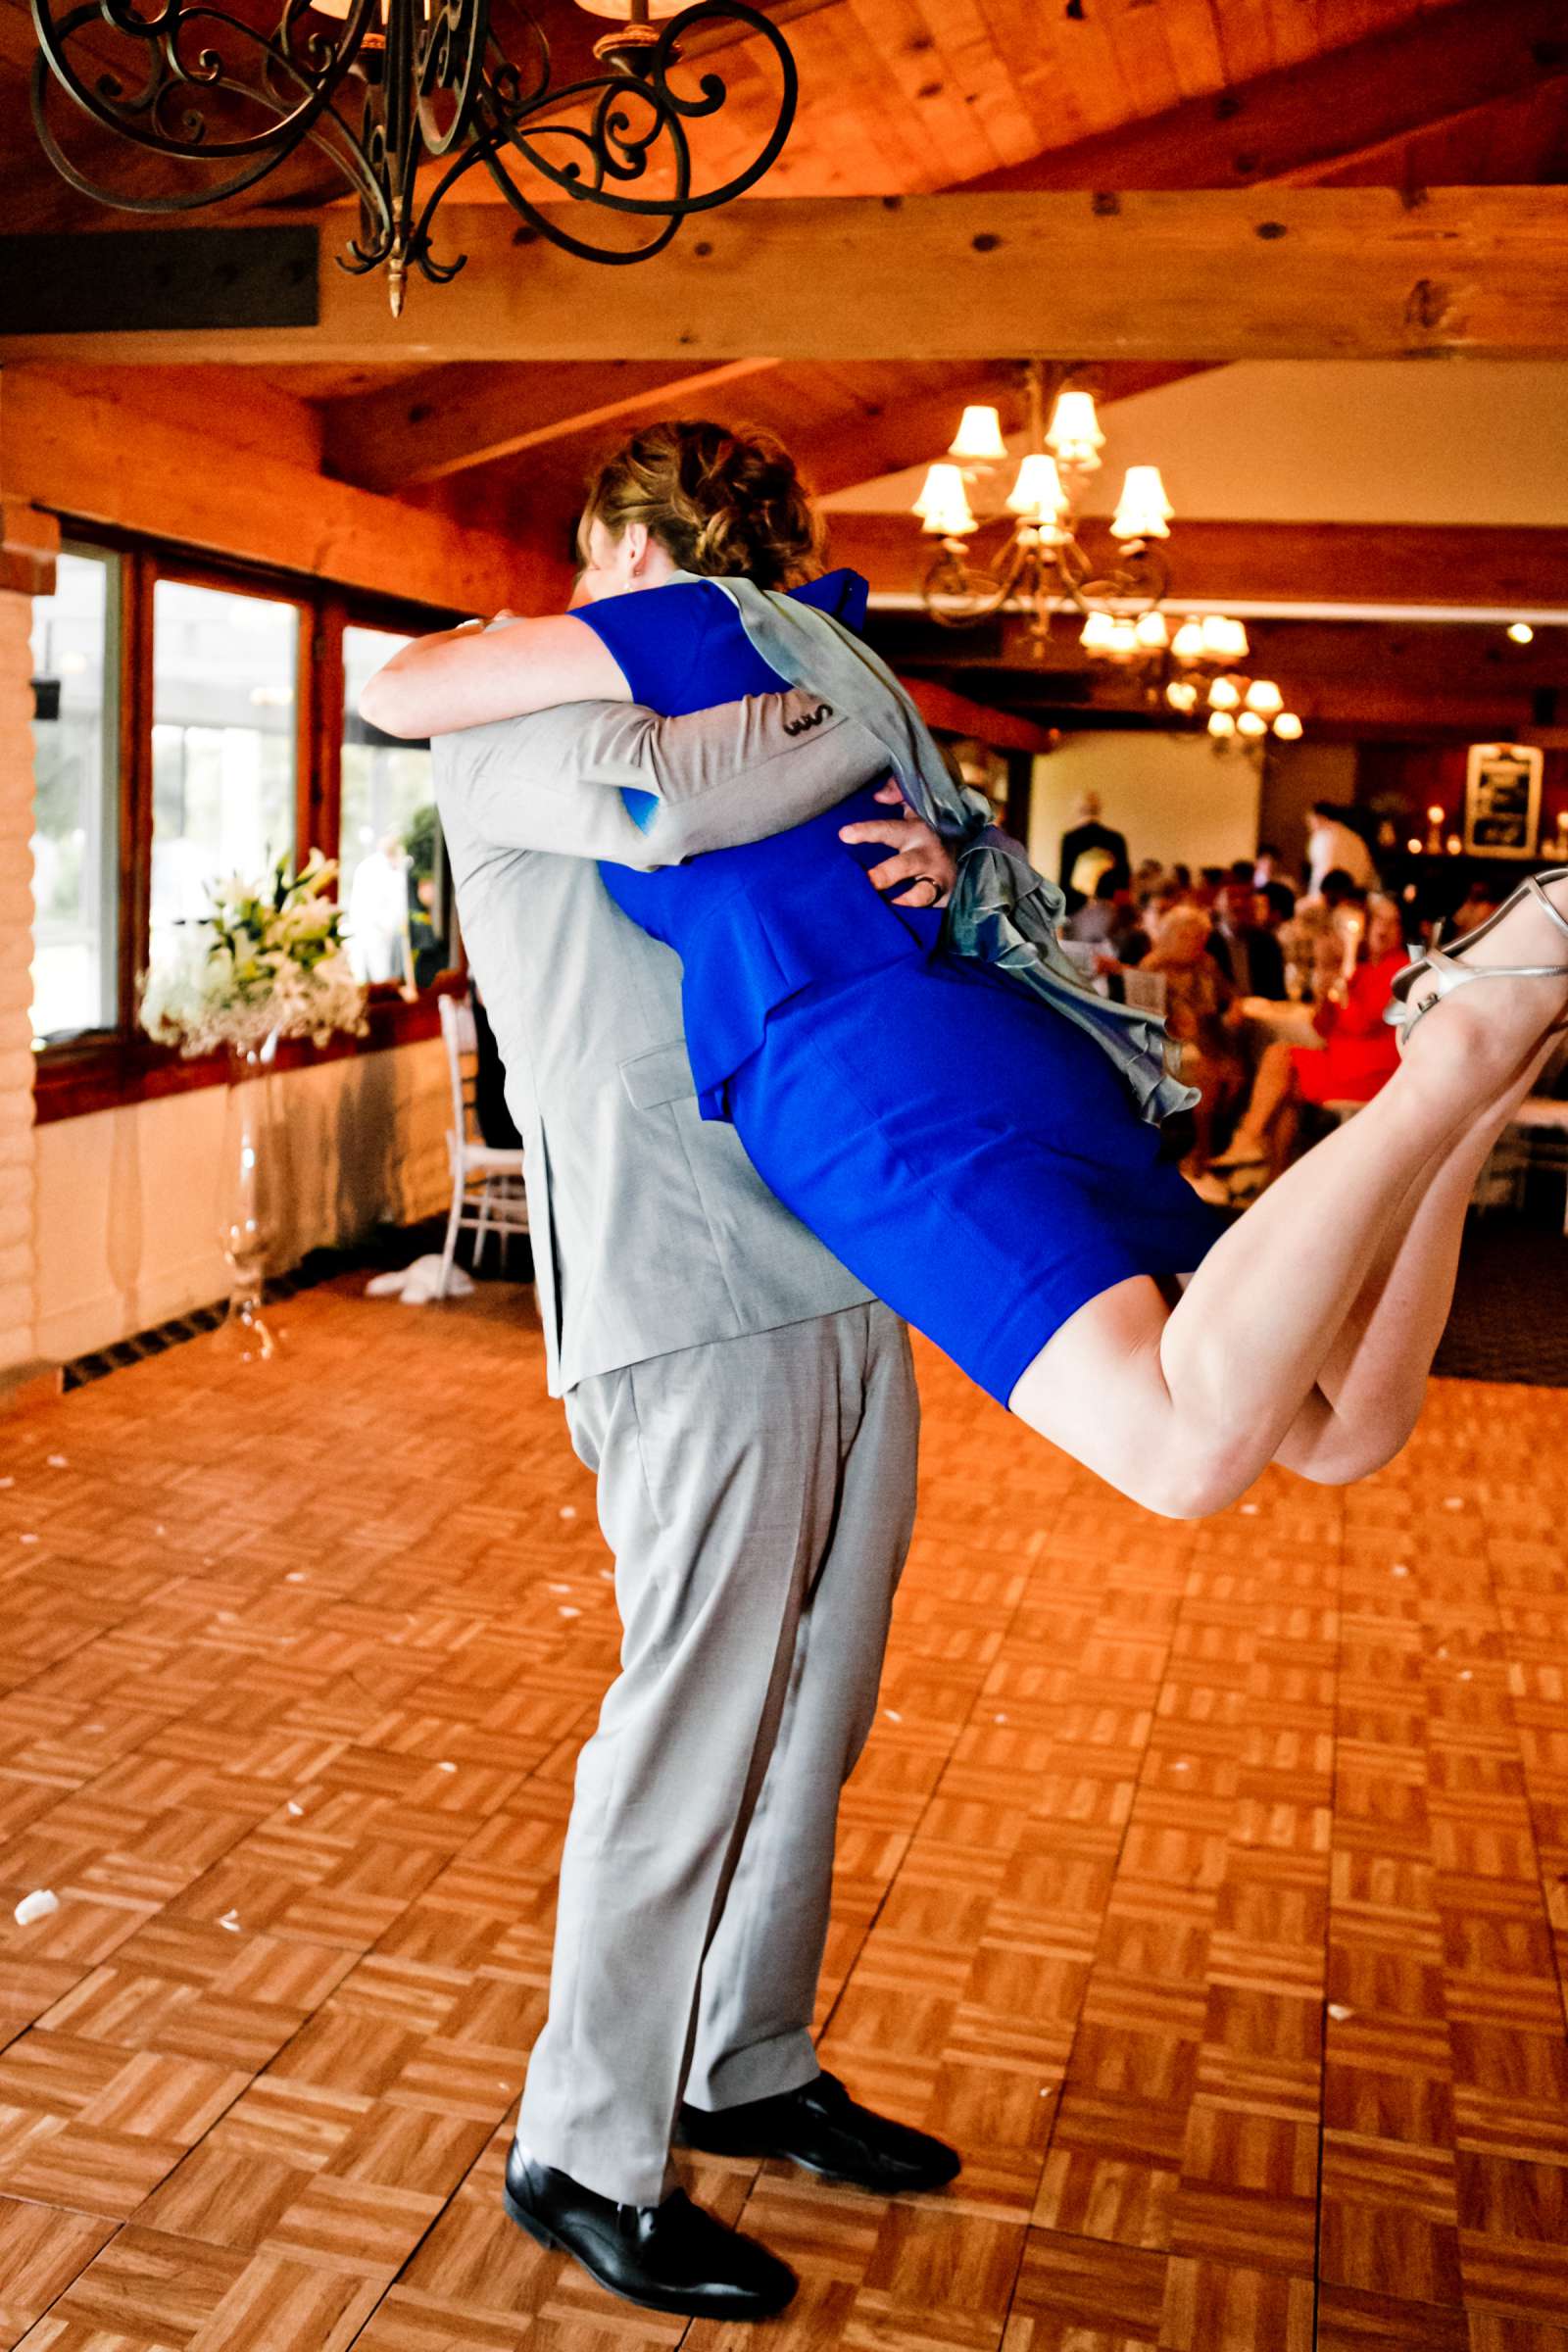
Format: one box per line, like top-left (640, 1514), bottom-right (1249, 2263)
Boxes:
top-left (839, 779), bottom-right (959, 908)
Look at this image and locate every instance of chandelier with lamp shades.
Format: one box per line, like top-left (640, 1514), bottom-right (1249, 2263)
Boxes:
top-left (1160, 617), bottom-right (1303, 752)
top-left (913, 361), bottom-right (1303, 748)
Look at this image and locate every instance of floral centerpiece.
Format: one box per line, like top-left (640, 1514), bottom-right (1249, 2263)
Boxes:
top-left (141, 850), bottom-right (368, 1057)
top-left (140, 853), bottom-right (368, 1363)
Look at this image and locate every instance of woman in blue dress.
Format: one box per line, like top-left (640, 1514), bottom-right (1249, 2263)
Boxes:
top-left (366, 421), bottom-right (1568, 1519)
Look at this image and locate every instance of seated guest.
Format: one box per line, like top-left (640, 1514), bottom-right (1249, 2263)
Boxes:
top-left (1260, 880), bottom-right (1297, 933)
top-left (1110, 902), bottom-right (1154, 967)
top-left (1062, 869), bottom-right (1123, 946)
top-left (1206, 876), bottom-right (1287, 1000)
top-left (1280, 867), bottom-right (1364, 998)
top-left (1140, 905), bottom-right (1247, 1201)
top-left (1449, 879), bottom-right (1502, 938)
top-left (1212, 894), bottom-right (1407, 1184)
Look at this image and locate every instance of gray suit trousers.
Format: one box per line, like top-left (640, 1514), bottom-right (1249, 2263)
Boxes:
top-left (514, 1301), bottom-right (917, 2206)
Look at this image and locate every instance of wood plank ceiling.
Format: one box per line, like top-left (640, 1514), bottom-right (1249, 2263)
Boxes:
top-left (3, 0), bottom-right (1566, 735)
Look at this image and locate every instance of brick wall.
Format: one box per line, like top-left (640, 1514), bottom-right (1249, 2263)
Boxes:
top-left (0, 586), bottom-right (37, 1371)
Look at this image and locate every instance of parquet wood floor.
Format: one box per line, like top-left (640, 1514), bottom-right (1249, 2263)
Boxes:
top-left (3, 1278), bottom-right (1568, 2352)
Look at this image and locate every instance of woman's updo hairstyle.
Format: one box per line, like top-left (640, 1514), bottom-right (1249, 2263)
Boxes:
top-left (580, 418), bottom-right (824, 591)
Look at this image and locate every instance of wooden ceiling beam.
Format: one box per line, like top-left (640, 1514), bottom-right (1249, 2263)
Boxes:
top-left (951, 0), bottom-right (1568, 196)
top-left (401, 358), bottom-right (1212, 544)
top-left (0, 364), bottom-right (568, 612)
top-left (882, 664), bottom-right (1544, 746)
top-left (897, 676), bottom-right (1057, 758)
top-left (321, 358), bottom-right (782, 493)
top-left (316, 0), bottom-right (1565, 503)
top-left (793, 362), bottom-right (1207, 501)
top-left (826, 515), bottom-right (1568, 618)
top-left (6, 188), bottom-right (1567, 366)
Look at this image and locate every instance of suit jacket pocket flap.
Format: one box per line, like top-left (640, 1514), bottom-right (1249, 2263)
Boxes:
top-left (619, 1040), bottom-right (698, 1110)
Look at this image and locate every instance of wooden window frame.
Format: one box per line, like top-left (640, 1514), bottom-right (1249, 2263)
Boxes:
top-left (31, 523), bottom-right (464, 1127)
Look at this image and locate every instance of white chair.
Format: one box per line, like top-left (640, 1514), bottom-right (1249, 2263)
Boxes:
top-left (1057, 939), bottom-right (1101, 980)
top-left (437, 994), bottom-right (530, 1297)
top-left (1119, 967), bottom-right (1167, 1018)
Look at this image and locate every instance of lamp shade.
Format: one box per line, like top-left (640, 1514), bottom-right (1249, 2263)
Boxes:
top-left (1046, 387), bottom-right (1105, 469)
top-left (1244, 678), bottom-right (1284, 717)
top-left (913, 463), bottom-right (977, 537)
top-left (1079, 612), bottom-right (1117, 653)
top-left (1005, 453), bottom-right (1067, 522)
top-left (1206, 676), bottom-right (1241, 711)
top-left (949, 405), bottom-right (1008, 463)
top-left (1171, 618), bottom-right (1206, 662)
top-left (1208, 710), bottom-right (1237, 738)
top-left (1272, 712), bottom-right (1303, 741)
top-left (1134, 610), bottom-right (1169, 650)
top-left (575, 0), bottom-right (687, 15)
top-left (1236, 710), bottom-right (1268, 739)
top-left (1109, 466), bottom-right (1174, 542)
top-left (1166, 679), bottom-right (1200, 712)
top-left (1201, 614), bottom-right (1250, 662)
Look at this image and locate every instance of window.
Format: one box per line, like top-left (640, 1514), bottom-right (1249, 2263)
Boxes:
top-left (340, 625), bottom-right (447, 990)
top-left (150, 579), bottom-right (300, 973)
top-left (29, 547), bottom-right (120, 1042)
top-left (27, 534), bottom-right (460, 1121)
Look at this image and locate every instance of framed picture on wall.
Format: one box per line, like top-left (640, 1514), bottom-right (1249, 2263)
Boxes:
top-left (1463, 742), bottom-right (1543, 860)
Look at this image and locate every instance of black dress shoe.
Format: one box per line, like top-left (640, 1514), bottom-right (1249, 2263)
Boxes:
top-left (503, 2147), bottom-right (797, 2319)
top-left (677, 2071), bottom-right (961, 2194)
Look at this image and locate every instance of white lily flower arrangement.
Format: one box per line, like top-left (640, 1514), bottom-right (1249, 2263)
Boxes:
top-left (141, 851), bottom-right (369, 1058)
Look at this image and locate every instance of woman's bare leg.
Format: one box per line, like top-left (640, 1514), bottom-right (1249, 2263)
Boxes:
top-left (1271, 1078), bottom-right (1537, 1482)
top-left (1266, 1098), bottom-right (1300, 1183)
top-left (1230, 1039), bottom-right (1297, 1151)
top-left (1183, 1060), bottom-right (1220, 1174)
top-left (1008, 885), bottom-right (1568, 1518)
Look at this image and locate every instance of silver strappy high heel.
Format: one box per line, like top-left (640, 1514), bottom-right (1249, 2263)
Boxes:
top-left (1385, 867), bottom-right (1568, 1054)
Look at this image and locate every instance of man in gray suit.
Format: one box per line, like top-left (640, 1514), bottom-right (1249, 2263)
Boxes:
top-left (432, 687), bottom-right (958, 2321)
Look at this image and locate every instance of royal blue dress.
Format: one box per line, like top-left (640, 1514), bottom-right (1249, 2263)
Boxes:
top-left (577, 569), bottom-right (1226, 1406)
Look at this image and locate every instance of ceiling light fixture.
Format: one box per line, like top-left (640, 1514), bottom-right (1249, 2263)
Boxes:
top-left (913, 361), bottom-right (1173, 655)
top-left (29, 0), bottom-right (797, 315)
top-left (911, 367), bottom-right (1305, 744)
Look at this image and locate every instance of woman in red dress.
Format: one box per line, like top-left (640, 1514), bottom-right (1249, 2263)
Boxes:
top-left (1214, 894), bottom-right (1407, 1182)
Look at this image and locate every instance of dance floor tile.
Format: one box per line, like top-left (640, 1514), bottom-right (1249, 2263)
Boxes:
top-left (4, 1290), bottom-right (1568, 2346)
top-left (0, 2200), bottom-right (118, 2346)
top-left (1008, 2227), bottom-right (1166, 2347)
top-left (1315, 2282), bottom-right (1470, 2348)
top-left (1155, 2255), bottom-right (1315, 2350)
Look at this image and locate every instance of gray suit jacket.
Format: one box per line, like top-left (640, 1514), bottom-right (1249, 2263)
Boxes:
top-left (434, 690), bottom-right (894, 1395)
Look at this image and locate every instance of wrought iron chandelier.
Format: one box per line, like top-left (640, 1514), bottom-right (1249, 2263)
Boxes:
top-left (29, 0), bottom-right (798, 314)
top-left (913, 361), bottom-right (1302, 741)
